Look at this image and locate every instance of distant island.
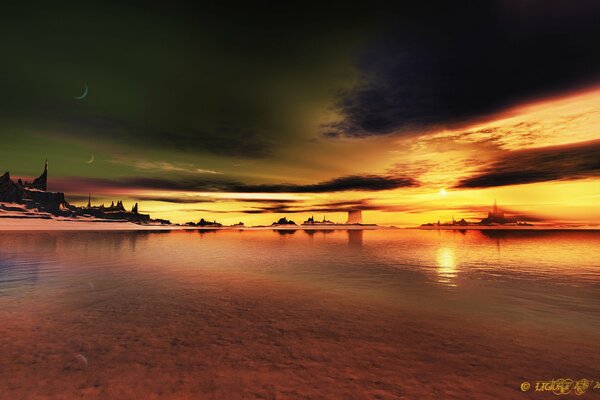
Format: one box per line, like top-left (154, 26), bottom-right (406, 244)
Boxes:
top-left (0, 159), bottom-right (170, 226)
top-left (302, 215), bottom-right (334, 226)
top-left (185, 211), bottom-right (379, 230)
top-left (419, 200), bottom-right (534, 229)
top-left (184, 218), bottom-right (223, 227)
top-left (261, 210), bottom-right (378, 229)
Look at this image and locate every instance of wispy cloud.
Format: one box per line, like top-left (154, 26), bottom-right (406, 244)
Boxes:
top-left (134, 195), bottom-right (302, 204)
top-left (109, 159), bottom-right (223, 175)
top-left (455, 139), bottom-right (600, 188)
top-left (52, 172), bottom-right (417, 196)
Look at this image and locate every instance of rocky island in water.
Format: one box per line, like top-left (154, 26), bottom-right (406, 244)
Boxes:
top-left (0, 160), bottom-right (170, 228)
top-left (419, 200), bottom-right (535, 230)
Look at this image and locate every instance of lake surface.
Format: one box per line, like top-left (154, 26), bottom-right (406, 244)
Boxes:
top-left (1, 229), bottom-right (599, 399)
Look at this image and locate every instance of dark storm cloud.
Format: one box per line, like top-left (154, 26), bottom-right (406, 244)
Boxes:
top-left (328, 1), bottom-right (600, 138)
top-left (236, 198), bottom-right (300, 204)
top-left (229, 174), bottom-right (416, 193)
top-left (133, 196), bottom-right (217, 204)
top-left (456, 140), bottom-right (600, 188)
top-left (55, 173), bottom-right (416, 194)
top-left (231, 199), bottom-right (378, 215)
top-left (134, 196), bottom-right (299, 204)
top-left (143, 198), bottom-right (411, 215)
top-left (126, 174), bottom-right (416, 193)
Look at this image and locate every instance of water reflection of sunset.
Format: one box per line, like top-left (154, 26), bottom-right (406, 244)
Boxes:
top-left (436, 247), bottom-right (457, 286)
top-left (2, 229), bottom-right (599, 317)
top-left (1, 229), bottom-right (599, 399)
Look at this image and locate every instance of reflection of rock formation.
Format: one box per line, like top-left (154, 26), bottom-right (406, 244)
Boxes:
top-left (303, 229), bottom-right (334, 237)
top-left (346, 210), bottom-right (363, 224)
top-left (276, 229), bottom-right (296, 235)
top-left (347, 230), bottom-right (363, 247)
top-left (480, 230), bottom-right (557, 240)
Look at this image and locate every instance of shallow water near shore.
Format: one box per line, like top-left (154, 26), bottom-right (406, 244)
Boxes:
top-left (1, 229), bottom-right (599, 399)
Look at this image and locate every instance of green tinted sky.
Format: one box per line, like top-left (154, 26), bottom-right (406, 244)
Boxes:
top-left (1, 2), bottom-right (377, 180)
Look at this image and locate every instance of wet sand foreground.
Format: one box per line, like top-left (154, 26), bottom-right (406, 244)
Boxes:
top-left (1, 230), bottom-right (599, 399)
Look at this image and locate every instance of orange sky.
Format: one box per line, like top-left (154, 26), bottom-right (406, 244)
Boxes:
top-left (64, 86), bottom-right (600, 227)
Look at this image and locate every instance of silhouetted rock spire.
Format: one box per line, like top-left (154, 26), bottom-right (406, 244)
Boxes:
top-left (21, 158), bottom-right (48, 191)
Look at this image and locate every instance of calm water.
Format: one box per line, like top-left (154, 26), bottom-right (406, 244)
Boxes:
top-left (1, 229), bottom-right (599, 399)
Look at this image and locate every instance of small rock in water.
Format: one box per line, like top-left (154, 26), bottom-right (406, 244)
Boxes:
top-left (76, 353), bottom-right (88, 367)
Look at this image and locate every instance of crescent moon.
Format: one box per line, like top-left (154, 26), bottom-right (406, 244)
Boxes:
top-left (86, 155), bottom-right (94, 164)
top-left (74, 84), bottom-right (88, 100)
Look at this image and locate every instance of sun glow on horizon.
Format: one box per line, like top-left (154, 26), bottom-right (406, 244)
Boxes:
top-left (53, 86), bottom-right (600, 227)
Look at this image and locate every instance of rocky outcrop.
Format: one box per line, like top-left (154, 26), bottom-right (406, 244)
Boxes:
top-left (80, 208), bottom-right (151, 223)
top-left (21, 160), bottom-right (48, 191)
top-left (25, 189), bottom-right (73, 216)
top-left (0, 172), bottom-right (26, 203)
top-left (272, 217), bottom-right (296, 226)
top-left (1, 161), bottom-right (170, 225)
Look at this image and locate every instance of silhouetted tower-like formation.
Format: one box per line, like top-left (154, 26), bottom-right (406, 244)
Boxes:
top-left (132, 203), bottom-right (138, 214)
top-left (346, 210), bottom-right (363, 224)
top-left (87, 193), bottom-right (91, 208)
top-left (488, 199), bottom-right (504, 219)
top-left (36, 158), bottom-right (48, 191)
top-left (22, 158), bottom-right (48, 191)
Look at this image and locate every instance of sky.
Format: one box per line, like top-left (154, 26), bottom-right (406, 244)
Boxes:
top-left (1, 1), bottom-right (599, 226)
